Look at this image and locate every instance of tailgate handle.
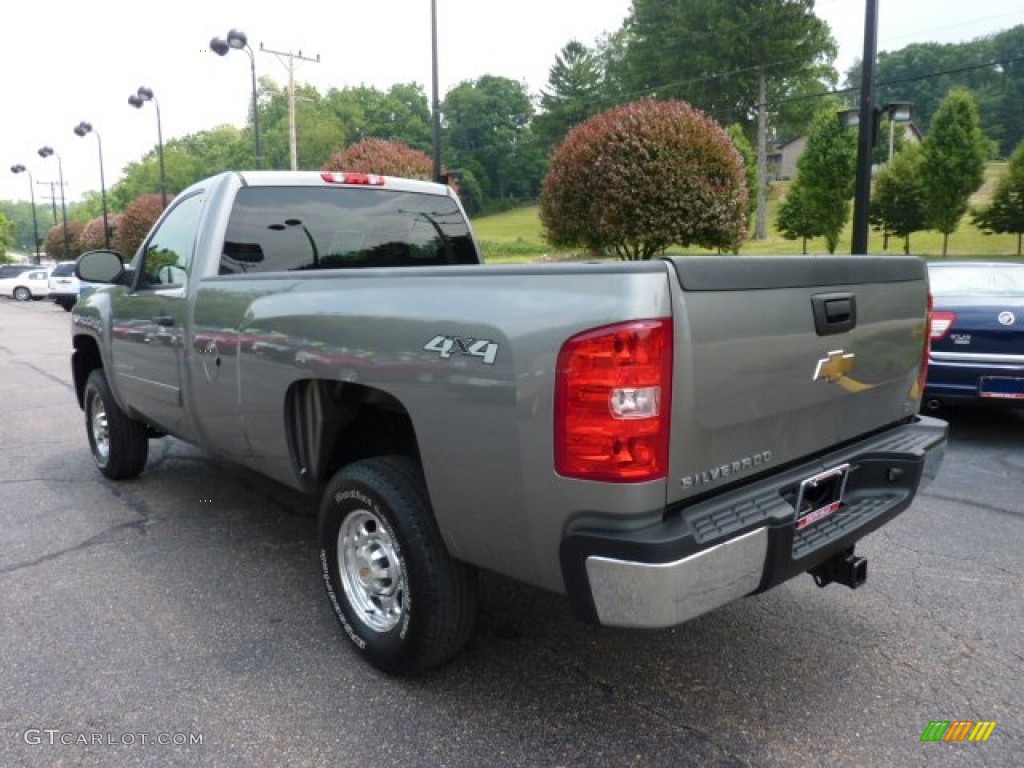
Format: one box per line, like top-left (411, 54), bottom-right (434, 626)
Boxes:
top-left (812, 293), bottom-right (857, 336)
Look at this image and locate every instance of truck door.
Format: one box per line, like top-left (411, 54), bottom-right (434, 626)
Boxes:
top-left (109, 192), bottom-right (206, 437)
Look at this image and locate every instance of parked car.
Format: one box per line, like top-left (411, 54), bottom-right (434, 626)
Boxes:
top-left (0, 267), bottom-right (52, 301)
top-left (48, 261), bottom-right (80, 311)
top-left (925, 261), bottom-right (1024, 409)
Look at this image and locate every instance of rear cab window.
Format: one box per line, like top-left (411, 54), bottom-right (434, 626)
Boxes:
top-left (219, 186), bottom-right (478, 275)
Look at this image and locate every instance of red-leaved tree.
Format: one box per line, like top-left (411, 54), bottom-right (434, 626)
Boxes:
top-left (116, 194), bottom-right (166, 258)
top-left (79, 214), bottom-right (122, 253)
top-left (322, 139), bottom-right (433, 180)
top-left (44, 221), bottom-right (86, 260)
top-left (540, 99), bottom-right (749, 259)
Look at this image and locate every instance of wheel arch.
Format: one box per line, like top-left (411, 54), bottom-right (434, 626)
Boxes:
top-left (284, 378), bottom-right (421, 492)
top-left (72, 334), bottom-right (104, 408)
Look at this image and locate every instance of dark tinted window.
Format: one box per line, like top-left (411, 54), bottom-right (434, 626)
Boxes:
top-left (220, 186), bottom-right (478, 275)
top-left (0, 265), bottom-right (37, 278)
top-left (51, 262), bottom-right (76, 277)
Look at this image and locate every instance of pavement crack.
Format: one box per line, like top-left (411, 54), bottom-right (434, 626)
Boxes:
top-left (9, 359), bottom-right (75, 391)
top-left (0, 481), bottom-right (158, 576)
top-left (919, 491), bottom-right (1021, 520)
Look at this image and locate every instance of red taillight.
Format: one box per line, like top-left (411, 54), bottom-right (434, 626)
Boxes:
top-left (916, 295), bottom-right (938, 399)
top-left (320, 172), bottom-right (386, 186)
top-left (555, 319), bottom-right (673, 483)
top-left (930, 309), bottom-right (956, 341)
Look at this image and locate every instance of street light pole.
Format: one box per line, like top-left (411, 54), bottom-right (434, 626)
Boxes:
top-left (850, 0), bottom-right (879, 255)
top-left (431, 0), bottom-right (442, 183)
top-left (211, 29), bottom-right (263, 168)
top-left (129, 87), bottom-right (167, 207)
top-left (10, 165), bottom-right (41, 264)
top-left (37, 146), bottom-right (69, 258)
top-left (73, 121), bottom-right (111, 249)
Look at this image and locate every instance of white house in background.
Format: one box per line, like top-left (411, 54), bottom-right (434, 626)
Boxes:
top-left (768, 123), bottom-right (924, 181)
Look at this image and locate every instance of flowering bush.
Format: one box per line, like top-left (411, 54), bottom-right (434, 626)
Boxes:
top-left (540, 100), bottom-right (749, 259)
top-left (116, 194), bottom-right (166, 259)
top-left (44, 220), bottom-right (85, 260)
top-left (79, 214), bottom-right (121, 252)
top-left (322, 139), bottom-right (433, 181)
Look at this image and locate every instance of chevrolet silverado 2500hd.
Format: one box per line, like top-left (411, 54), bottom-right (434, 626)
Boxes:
top-left (71, 170), bottom-right (947, 674)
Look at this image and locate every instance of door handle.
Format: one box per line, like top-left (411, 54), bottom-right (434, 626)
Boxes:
top-left (811, 293), bottom-right (856, 336)
top-left (153, 315), bottom-right (175, 327)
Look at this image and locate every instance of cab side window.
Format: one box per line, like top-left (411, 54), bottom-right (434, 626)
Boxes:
top-left (137, 193), bottom-right (205, 290)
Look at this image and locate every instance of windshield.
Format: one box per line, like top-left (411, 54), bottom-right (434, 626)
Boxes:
top-left (929, 264), bottom-right (1024, 297)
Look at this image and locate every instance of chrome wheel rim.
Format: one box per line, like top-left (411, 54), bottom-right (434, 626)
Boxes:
top-left (89, 394), bottom-right (110, 465)
top-left (337, 508), bottom-right (405, 633)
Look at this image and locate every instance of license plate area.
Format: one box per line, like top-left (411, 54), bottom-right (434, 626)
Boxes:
top-left (979, 376), bottom-right (1024, 399)
top-left (794, 464), bottom-right (851, 530)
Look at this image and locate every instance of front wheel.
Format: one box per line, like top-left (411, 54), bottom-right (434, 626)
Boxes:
top-left (83, 369), bottom-right (149, 480)
top-left (13, 286), bottom-right (31, 301)
top-left (319, 456), bottom-right (477, 675)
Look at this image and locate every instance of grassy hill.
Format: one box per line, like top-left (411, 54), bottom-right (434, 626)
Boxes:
top-left (471, 162), bottom-right (1020, 262)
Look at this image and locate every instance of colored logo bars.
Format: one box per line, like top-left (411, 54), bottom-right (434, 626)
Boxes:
top-left (921, 721), bottom-right (997, 742)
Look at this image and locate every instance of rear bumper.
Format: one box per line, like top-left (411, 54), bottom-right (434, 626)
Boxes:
top-left (560, 415), bottom-right (947, 628)
top-left (926, 356), bottom-right (1024, 404)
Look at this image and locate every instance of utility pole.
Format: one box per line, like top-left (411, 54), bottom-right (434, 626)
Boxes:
top-left (755, 71), bottom-right (768, 240)
top-left (35, 180), bottom-right (60, 225)
top-left (260, 44), bottom-right (320, 170)
top-left (851, 0), bottom-right (880, 254)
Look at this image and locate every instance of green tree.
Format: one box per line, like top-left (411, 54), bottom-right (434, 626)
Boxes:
top-left (782, 107), bottom-right (856, 253)
top-left (534, 40), bottom-right (606, 154)
top-left (727, 123), bottom-right (757, 220)
top-left (621, 0), bottom-right (836, 128)
top-left (442, 76), bottom-right (544, 202)
top-left (973, 140), bottom-right (1024, 256)
top-left (540, 99), bottom-right (748, 260)
top-left (848, 26), bottom-right (1024, 158)
top-left (776, 181), bottom-right (820, 254)
top-left (920, 88), bottom-right (989, 255)
top-left (870, 143), bottom-right (928, 254)
top-left (0, 213), bottom-right (14, 260)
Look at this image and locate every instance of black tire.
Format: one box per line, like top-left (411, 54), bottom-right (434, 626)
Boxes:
top-left (319, 456), bottom-right (478, 675)
top-left (83, 369), bottom-right (149, 480)
top-left (60, 298), bottom-right (75, 312)
top-left (13, 286), bottom-right (31, 302)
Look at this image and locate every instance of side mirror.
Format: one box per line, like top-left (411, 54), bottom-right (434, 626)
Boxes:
top-left (77, 250), bottom-right (127, 284)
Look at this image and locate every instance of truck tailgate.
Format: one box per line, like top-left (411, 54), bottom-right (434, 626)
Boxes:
top-left (664, 256), bottom-right (929, 505)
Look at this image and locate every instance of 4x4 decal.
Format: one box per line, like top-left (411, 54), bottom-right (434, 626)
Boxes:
top-left (423, 335), bottom-right (499, 365)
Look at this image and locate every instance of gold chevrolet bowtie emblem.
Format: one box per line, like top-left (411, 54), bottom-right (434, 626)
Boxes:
top-left (813, 350), bottom-right (856, 383)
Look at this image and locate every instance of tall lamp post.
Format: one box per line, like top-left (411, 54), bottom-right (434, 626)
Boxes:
top-left (431, 0), bottom-right (442, 183)
top-left (128, 86), bottom-right (167, 207)
top-left (10, 165), bottom-right (41, 264)
top-left (37, 146), bottom-right (69, 258)
top-left (73, 121), bottom-right (111, 249)
top-left (210, 29), bottom-right (262, 168)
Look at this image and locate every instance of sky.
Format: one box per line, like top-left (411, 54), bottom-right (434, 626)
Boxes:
top-left (2, 0), bottom-right (1022, 207)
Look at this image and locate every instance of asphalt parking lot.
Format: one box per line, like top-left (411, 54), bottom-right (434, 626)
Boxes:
top-left (1, 296), bottom-right (1021, 767)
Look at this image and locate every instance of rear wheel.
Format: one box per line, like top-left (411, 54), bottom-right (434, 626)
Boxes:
top-left (13, 286), bottom-right (31, 301)
top-left (319, 456), bottom-right (477, 675)
top-left (83, 369), bottom-right (149, 480)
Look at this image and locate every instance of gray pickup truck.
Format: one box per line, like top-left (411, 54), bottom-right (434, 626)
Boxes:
top-left (71, 170), bottom-right (947, 674)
